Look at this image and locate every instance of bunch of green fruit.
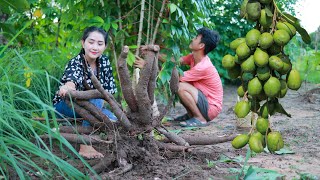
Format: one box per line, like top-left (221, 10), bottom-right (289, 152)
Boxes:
top-left (222, 0), bottom-right (311, 153)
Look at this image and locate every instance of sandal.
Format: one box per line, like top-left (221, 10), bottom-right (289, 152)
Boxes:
top-left (173, 113), bottom-right (190, 122)
top-left (179, 117), bottom-right (208, 127)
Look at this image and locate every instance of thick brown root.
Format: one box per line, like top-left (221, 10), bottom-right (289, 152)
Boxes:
top-left (89, 72), bottom-right (133, 131)
top-left (179, 134), bottom-right (237, 145)
top-left (58, 126), bottom-right (93, 134)
top-left (156, 127), bottom-right (189, 146)
top-left (117, 46), bottom-right (138, 112)
top-left (41, 133), bottom-right (113, 144)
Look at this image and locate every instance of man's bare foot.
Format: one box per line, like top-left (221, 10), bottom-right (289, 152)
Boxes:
top-left (79, 144), bottom-right (104, 159)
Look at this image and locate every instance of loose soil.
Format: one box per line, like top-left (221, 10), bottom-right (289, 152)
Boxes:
top-left (36, 83), bottom-right (320, 179)
top-left (118, 83), bottom-right (320, 179)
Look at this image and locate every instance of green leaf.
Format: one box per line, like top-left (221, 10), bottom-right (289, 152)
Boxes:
top-left (295, 25), bottom-right (311, 44)
top-left (169, 3), bottom-right (178, 14)
top-left (88, 16), bottom-right (104, 26)
top-left (275, 148), bottom-right (295, 155)
top-left (0, 0), bottom-right (30, 12)
top-left (111, 22), bottom-right (118, 30)
top-left (127, 50), bottom-right (135, 67)
top-left (244, 166), bottom-right (284, 180)
top-left (162, 19), bottom-right (169, 24)
top-left (128, 45), bottom-right (138, 49)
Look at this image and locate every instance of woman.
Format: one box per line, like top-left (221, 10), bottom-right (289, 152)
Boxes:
top-left (53, 26), bottom-right (117, 159)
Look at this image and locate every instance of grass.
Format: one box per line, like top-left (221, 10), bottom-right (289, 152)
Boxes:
top-left (0, 48), bottom-right (98, 179)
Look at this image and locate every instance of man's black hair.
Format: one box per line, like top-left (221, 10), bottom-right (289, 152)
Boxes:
top-left (197, 27), bottom-right (220, 55)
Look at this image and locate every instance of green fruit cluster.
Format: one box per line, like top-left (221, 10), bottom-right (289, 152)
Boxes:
top-left (223, 0), bottom-right (302, 154)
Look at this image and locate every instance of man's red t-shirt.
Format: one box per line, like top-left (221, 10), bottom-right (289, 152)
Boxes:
top-left (180, 54), bottom-right (223, 120)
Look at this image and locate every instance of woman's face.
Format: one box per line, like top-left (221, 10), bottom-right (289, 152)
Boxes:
top-left (81, 31), bottom-right (106, 61)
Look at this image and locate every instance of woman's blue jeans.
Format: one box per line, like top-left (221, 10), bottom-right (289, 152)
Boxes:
top-left (54, 99), bottom-right (117, 127)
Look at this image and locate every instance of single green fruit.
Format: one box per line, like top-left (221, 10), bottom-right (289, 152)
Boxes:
top-left (230, 38), bottom-right (246, 51)
top-left (246, 1), bottom-right (261, 21)
top-left (227, 65), bottom-right (241, 79)
top-left (232, 134), bottom-right (249, 149)
top-left (251, 132), bottom-right (266, 147)
top-left (284, 22), bottom-right (296, 37)
top-left (248, 77), bottom-right (262, 96)
top-left (249, 136), bottom-right (264, 153)
top-left (269, 55), bottom-right (284, 71)
top-left (236, 42), bottom-right (251, 60)
top-left (260, 101), bottom-right (275, 118)
top-left (276, 22), bottom-right (293, 37)
top-left (264, 77), bottom-right (281, 98)
top-left (278, 55), bottom-right (292, 75)
top-left (259, 9), bottom-right (272, 28)
top-left (234, 101), bottom-right (251, 118)
top-left (267, 131), bottom-right (284, 152)
top-left (256, 117), bottom-right (269, 134)
top-left (259, 32), bottom-right (273, 49)
top-left (273, 30), bottom-right (290, 46)
top-left (237, 85), bottom-right (246, 97)
top-left (222, 54), bottom-right (236, 69)
top-left (241, 55), bottom-right (256, 72)
top-left (246, 29), bottom-right (261, 48)
top-left (287, 69), bottom-right (302, 90)
top-left (254, 48), bottom-right (269, 67)
top-left (267, 44), bottom-right (281, 55)
top-left (276, 22), bottom-right (296, 37)
top-left (257, 66), bottom-right (270, 81)
top-left (279, 79), bottom-right (288, 98)
top-left (259, 0), bottom-right (272, 4)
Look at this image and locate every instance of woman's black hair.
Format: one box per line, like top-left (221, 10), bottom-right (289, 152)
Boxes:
top-left (197, 27), bottom-right (220, 55)
top-left (80, 26), bottom-right (108, 55)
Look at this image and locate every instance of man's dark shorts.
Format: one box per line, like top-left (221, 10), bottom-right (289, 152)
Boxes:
top-left (197, 90), bottom-right (210, 121)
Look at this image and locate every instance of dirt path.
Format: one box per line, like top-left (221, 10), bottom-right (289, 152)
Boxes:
top-left (158, 83), bottom-right (320, 179)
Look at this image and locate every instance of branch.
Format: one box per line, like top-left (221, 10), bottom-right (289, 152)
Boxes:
top-left (64, 98), bottom-right (104, 128)
top-left (89, 72), bottom-right (133, 131)
top-left (151, 0), bottom-right (166, 44)
top-left (67, 89), bottom-right (122, 110)
top-left (40, 133), bottom-right (113, 144)
top-left (156, 127), bottom-right (189, 146)
top-left (147, 49), bottom-right (158, 104)
top-left (156, 141), bottom-right (190, 152)
top-left (32, 117), bottom-right (83, 122)
top-left (58, 126), bottom-right (93, 134)
top-left (117, 46), bottom-right (138, 112)
top-left (170, 134), bottom-right (238, 146)
top-left (132, 0), bottom-right (146, 88)
top-left (136, 45), bottom-right (160, 124)
top-left (75, 100), bottom-right (114, 130)
top-left (90, 155), bottom-right (116, 177)
top-left (116, 0), bottom-right (124, 47)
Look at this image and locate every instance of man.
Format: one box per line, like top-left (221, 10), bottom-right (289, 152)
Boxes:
top-left (135, 27), bottom-right (223, 127)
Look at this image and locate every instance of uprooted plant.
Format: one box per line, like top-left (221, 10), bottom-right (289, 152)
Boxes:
top-left (40, 44), bottom-right (236, 178)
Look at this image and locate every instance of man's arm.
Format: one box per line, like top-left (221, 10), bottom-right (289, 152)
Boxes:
top-left (134, 53), bottom-right (184, 69)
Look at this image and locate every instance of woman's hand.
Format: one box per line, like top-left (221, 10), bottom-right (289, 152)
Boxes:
top-left (59, 82), bottom-right (76, 97)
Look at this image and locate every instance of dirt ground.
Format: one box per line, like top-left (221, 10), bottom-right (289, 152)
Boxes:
top-left (117, 83), bottom-right (320, 179)
top-left (32, 83), bottom-right (320, 179)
